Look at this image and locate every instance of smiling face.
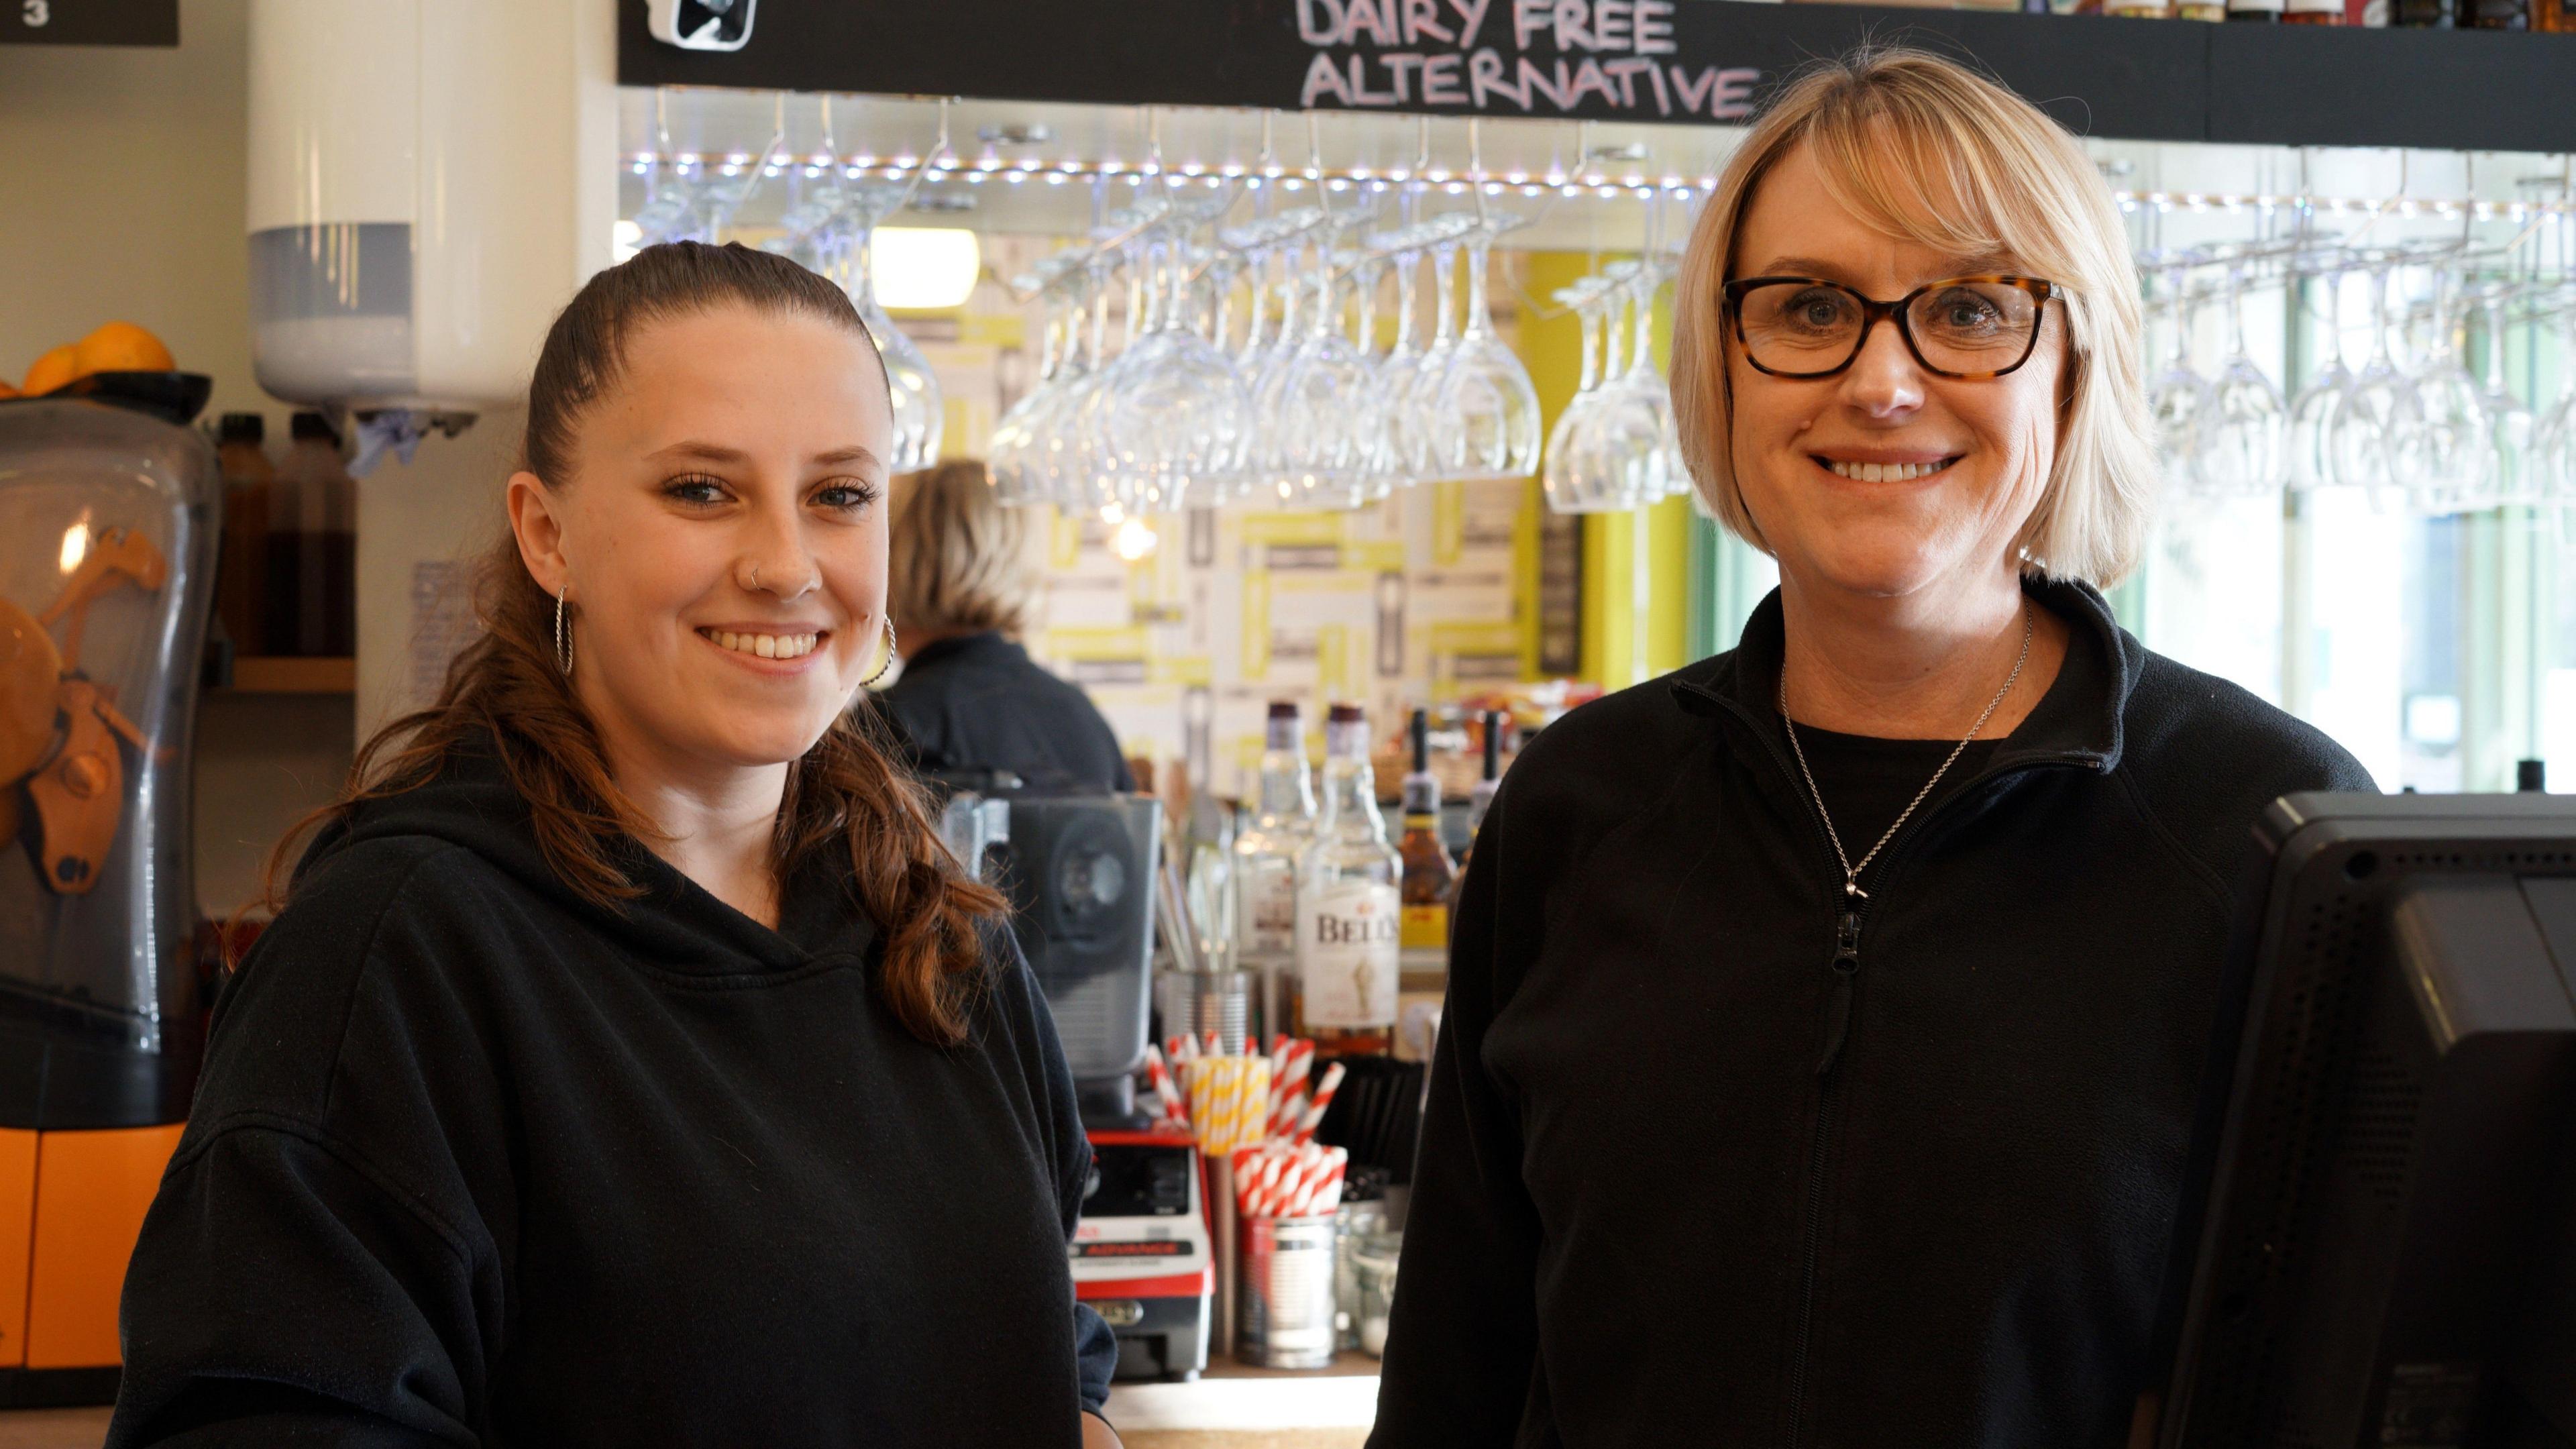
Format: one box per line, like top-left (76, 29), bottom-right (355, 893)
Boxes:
top-left (1725, 142), bottom-right (2070, 606)
top-left (508, 304), bottom-right (894, 774)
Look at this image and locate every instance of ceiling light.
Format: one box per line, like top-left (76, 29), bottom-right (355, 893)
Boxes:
top-left (1112, 517), bottom-right (1159, 561)
top-left (873, 227), bottom-right (981, 310)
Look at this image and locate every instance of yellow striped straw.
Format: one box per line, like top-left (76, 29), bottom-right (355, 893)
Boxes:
top-left (1185, 1056), bottom-right (1271, 1157)
top-left (1195, 1046), bottom-right (1267, 1150)
top-left (1184, 1060), bottom-right (1216, 1149)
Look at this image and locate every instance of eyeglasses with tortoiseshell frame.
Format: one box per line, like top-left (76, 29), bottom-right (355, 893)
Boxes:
top-left (1722, 275), bottom-right (2066, 380)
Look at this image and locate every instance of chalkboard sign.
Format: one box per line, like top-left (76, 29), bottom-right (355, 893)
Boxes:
top-left (613, 0), bottom-right (2576, 154)
top-left (1, 0), bottom-right (178, 46)
top-left (1290, 0), bottom-right (1764, 121)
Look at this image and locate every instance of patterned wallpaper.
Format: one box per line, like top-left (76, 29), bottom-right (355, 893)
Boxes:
top-left (908, 237), bottom-right (1551, 798)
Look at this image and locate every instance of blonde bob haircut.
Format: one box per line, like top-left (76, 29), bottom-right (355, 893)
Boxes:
top-left (1668, 48), bottom-right (2155, 587)
top-left (885, 459), bottom-right (1033, 638)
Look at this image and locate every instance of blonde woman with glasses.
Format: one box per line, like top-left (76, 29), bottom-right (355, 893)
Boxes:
top-left (1371, 50), bottom-right (2373, 1448)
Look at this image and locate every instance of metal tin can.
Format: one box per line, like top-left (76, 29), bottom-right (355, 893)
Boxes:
top-left (1238, 1215), bottom-right (1338, 1369)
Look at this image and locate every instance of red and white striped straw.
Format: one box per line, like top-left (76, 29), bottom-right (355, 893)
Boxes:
top-left (1264, 1148), bottom-right (1289, 1217)
top-left (1268, 1041), bottom-right (1312, 1137)
top-left (1262, 1146), bottom-right (1297, 1217)
top-left (1313, 1148), bottom-right (1348, 1216)
top-left (1233, 1134), bottom-right (1367, 1220)
top-left (1287, 1142), bottom-right (1329, 1216)
top-left (1294, 1061), bottom-right (1346, 1145)
top-left (1265, 1151), bottom-right (1299, 1218)
top-left (1142, 1045), bottom-right (1187, 1130)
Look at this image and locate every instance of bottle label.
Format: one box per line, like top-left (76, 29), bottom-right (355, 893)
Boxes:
top-left (1401, 903), bottom-right (1449, 951)
top-left (1243, 866), bottom-right (1299, 956)
top-left (1297, 881), bottom-right (1400, 1028)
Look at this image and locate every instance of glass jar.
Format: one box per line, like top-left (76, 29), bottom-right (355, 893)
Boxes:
top-left (1350, 1230), bottom-right (1403, 1358)
top-left (1333, 1200), bottom-right (1391, 1350)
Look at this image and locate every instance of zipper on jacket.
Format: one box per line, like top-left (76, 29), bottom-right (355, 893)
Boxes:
top-left (1817, 906), bottom-right (1863, 1075)
top-left (1784, 896), bottom-right (1860, 1449)
top-left (1676, 678), bottom-right (2098, 1449)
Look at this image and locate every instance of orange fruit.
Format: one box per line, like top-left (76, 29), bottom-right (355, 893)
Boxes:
top-left (21, 345), bottom-right (81, 396)
top-left (74, 321), bottom-right (174, 376)
top-left (0, 381), bottom-right (17, 400)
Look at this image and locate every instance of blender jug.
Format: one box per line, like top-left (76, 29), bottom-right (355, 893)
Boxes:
top-left (0, 388), bottom-right (219, 1389)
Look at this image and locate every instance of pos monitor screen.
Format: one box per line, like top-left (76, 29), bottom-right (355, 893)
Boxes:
top-left (2151, 792), bottom-right (2576, 1449)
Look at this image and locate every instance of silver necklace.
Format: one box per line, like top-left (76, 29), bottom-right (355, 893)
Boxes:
top-left (1779, 600), bottom-right (2034, 902)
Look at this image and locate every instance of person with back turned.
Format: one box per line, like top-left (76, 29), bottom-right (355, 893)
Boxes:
top-left (1366, 49), bottom-right (2375, 1448)
top-left (877, 459), bottom-right (1134, 794)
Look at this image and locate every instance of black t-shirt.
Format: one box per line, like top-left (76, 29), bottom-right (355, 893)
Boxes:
top-left (1782, 722), bottom-right (2000, 892)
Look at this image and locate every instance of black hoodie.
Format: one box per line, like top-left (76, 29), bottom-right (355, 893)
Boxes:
top-left (1368, 580), bottom-right (2376, 1449)
top-left (107, 741), bottom-right (1116, 1447)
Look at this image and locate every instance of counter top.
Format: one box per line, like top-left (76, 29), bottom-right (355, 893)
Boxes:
top-left (0, 1371), bottom-right (1386, 1449)
top-left (1108, 1352), bottom-right (1379, 1434)
top-left (0, 1407), bottom-right (109, 1448)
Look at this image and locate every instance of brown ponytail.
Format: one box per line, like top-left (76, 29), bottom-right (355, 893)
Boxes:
top-left (249, 241), bottom-right (1005, 1046)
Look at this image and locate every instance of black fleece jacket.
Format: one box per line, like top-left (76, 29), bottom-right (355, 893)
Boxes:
top-left (881, 631), bottom-right (1136, 794)
top-left (107, 741), bottom-right (1116, 1447)
top-left (1368, 580), bottom-right (2375, 1449)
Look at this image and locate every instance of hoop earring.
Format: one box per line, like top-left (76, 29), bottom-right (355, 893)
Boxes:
top-left (861, 616), bottom-right (898, 688)
top-left (554, 586), bottom-right (574, 677)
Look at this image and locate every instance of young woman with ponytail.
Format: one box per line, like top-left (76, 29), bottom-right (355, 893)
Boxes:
top-left (108, 242), bottom-right (1123, 1448)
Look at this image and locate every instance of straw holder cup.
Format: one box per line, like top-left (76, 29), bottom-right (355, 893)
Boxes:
top-left (1238, 1215), bottom-right (1340, 1369)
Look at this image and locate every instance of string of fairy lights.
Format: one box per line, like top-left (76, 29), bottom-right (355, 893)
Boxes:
top-left (624, 133), bottom-right (2576, 222)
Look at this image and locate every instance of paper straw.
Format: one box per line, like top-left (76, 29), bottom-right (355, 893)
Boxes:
top-left (1316, 1148), bottom-right (1348, 1215)
top-left (1206, 1059), bottom-right (1241, 1155)
top-left (1269, 1040), bottom-right (1313, 1138)
top-left (1252, 1144), bottom-right (1289, 1217)
top-left (1287, 1144), bottom-right (1328, 1217)
top-left (1215, 1059), bottom-right (1244, 1150)
top-left (1143, 1045), bottom-right (1187, 1130)
top-left (1295, 1061), bottom-right (1346, 1146)
top-left (1183, 1055), bottom-right (1271, 1159)
top-left (1271, 1142), bottom-right (1309, 1216)
top-left (1185, 1063), bottom-right (1213, 1144)
top-left (1230, 1144), bottom-right (1260, 1199)
top-left (1201, 1059), bottom-right (1234, 1153)
top-left (1229, 1057), bottom-right (1273, 1155)
top-left (1229, 1095), bottom-right (1366, 1220)
top-left (1265, 1039), bottom-right (1290, 1118)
